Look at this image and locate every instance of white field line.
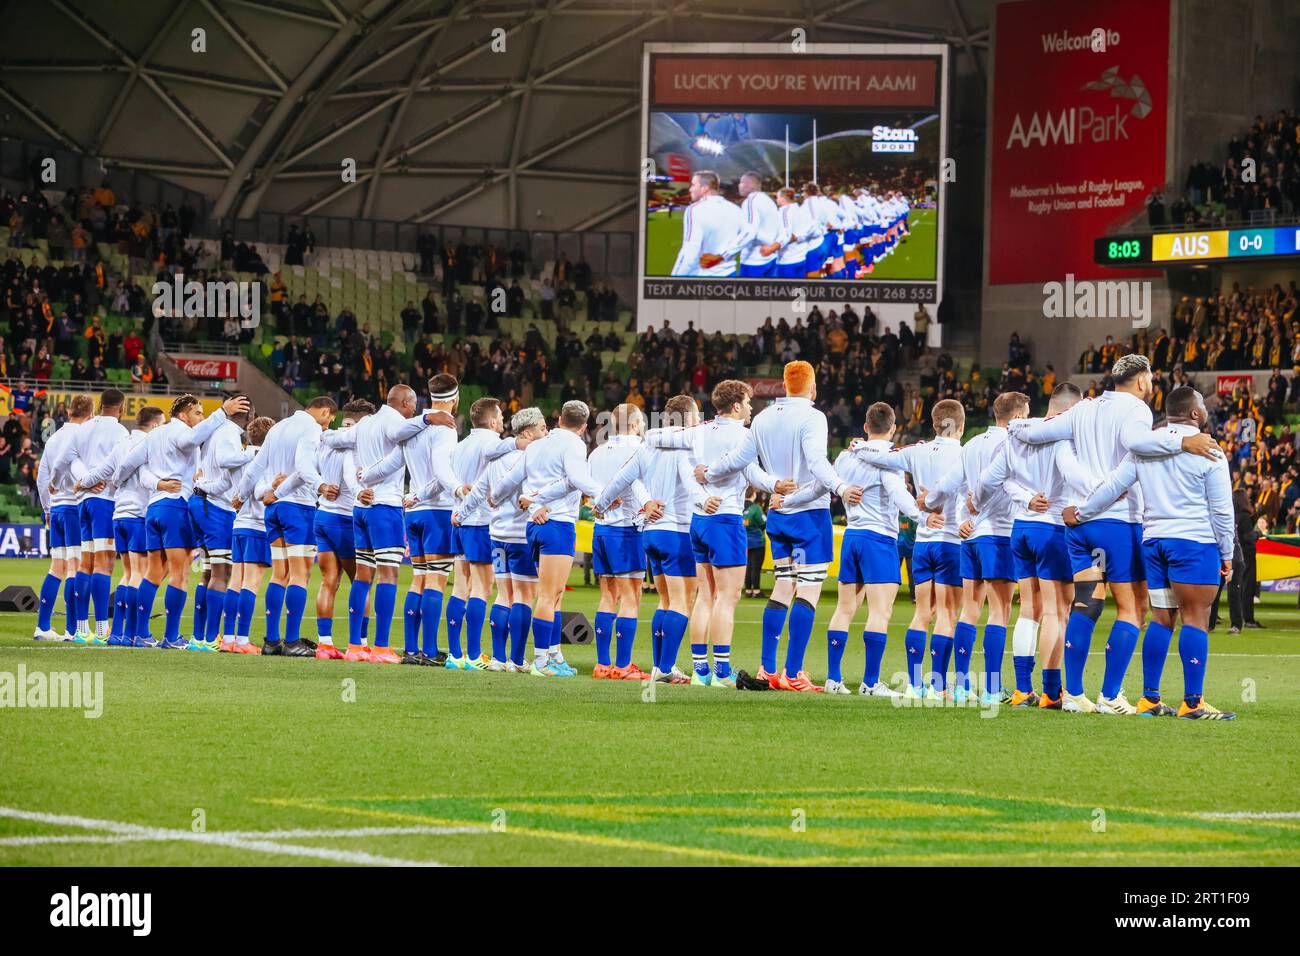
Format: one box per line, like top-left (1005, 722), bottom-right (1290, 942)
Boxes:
top-left (1196, 811), bottom-right (1300, 820)
top-left (0, 807), bottom-right (482, 865)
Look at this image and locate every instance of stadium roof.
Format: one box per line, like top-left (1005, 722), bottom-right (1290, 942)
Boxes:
top-left (1, 0), bottom-right (990, 231)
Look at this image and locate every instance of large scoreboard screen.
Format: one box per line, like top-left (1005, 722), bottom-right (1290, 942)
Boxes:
top-left (1095, 225), bottom-right (1300, 268)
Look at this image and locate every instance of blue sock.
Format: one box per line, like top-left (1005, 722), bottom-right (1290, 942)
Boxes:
top-left (373, 582), bottom-right (397, 649)
top-left (444, 594), bottom-right (466, 659)
top-left (75, 570), bottom-right (91, 627)
top-left (1043, 667), bottom-right (1062, 700)
top-left (614, 616), bottom-right (637, 669)
top-left (362, 616), bottom-right (370, 643)
top-left (488, 603), bottom-right (509, 662)
top-left (318, 616), bottom-right (333, 641)
top-left (982, 624), bottom-right (1007, 696)
top-left (658, 610), bottom-right (689, 673)
top-left (264, 582), bottom-right (285, 645)
top-left (1100, 620), bottom-right (1140, 700)
top-left (904, 628), bottom-right (927, 687)
top-left (863, 630), bottom-right (887, 686)
top-left (124, 585), bottom-right (139, 640)
top-left (1141, 621), bottom-right (1174, 700)
top-left (422, 588), bottom-right (445, 657)
top-left (136, 580), bottom-right (159, 639)
top-left (110, 584), bottom-right (129, 639)
top-left (712, 645), bottom-right (731, 678)
top-left (163, 585), bottom-right (187, 641)
top-left (347, 579), bottom-right (371, 646)
top-left (37, 573), bottom-right (60, 631)
top-left (827, 629), bottom-right (848, 683)
top-left (1063, 610), bottom-right (1097, 696)
top-left (782, 598), bottom-right (816, 676)
top-left (532, 616), bottom-right (553, 660)
top-left (761, 599), bottom-right (788, 674)
top-left (465, 597), bottom-right (487, 661)
top-left (952, 622), bottom-right (977, 692)
top-left (1013, 654), bottom-right (1035, 694)
top-left (204, 586), bottom-right (225, 641)
top-left (1178, 625), bottom-right (1208, 704)
top-left (222, 587), bottom-right (240, 639)
top-left (403, 590), bottom-right (422, 655)
top-left (192, 582), bottom-right (206, 641)
top-left (594, 611), bottom-right (616, 667)
top-left (508, 602), bottom-right (532, 665)
top-left (63, 577), bottom-right (78, 634)
top-left (237, 589), bottom-right (256, 638)
top-left (650, 609), bottom-right (664, 668)
top-left (691, 642), bottom-right (709, 677)
top-left (928, 633), bottom-right (952, 690)
top-left (283, 584), bottom-right (307, 644)
top-left (91, 572), bottom-right (111, 630)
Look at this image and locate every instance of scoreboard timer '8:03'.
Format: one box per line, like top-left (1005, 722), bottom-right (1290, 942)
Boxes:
top-left (1095, 224), bottom-right (1300, 267)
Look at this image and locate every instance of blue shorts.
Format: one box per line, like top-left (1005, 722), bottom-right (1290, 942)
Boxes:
top-left (1066, 519), bottom-right (1145, 582)
top-left (406, 508), bottom-right (455, 558)
top-left (194, 499), bottom-right (236, 557)
top-left (912, 540), bottom-right (962, 587)
top-left (113, 517), bottom-right (147, 555)
top-left (353, 505), bottom-right (406, 554)
top-left (776, 261), bottom-right (807, 278)
top-left (961, 535), bottom-right (1015, 582)
top-left (454, 524), bottom-right (495, 564)
top-left (49, 505), bottom-right (82, 552)
top-left (314, 510), bottom-right (356, 560)
top-left (1011, 521), bottom-right (1073, 582)
top-left (527, 519), bottom-right (577, 559)
top-left (766, 509), bottom-right (834, 566)
top-left (592, 524), bottom-right (645, 577)
top-left (643, 529), bottom-right (696, 578)
top-left (689, 513), bottom-right (747, 568)
top-left (265, 501), bottom-right (316, 548)
top-left (491, 539), bottom-right (537, 580)
top-left (1144, 538), bottom-right (1223, 590)
top-left (79, 497), bottom-right (114, 544)
top-left (232, 528), bottom-right (271, 567)
top-left (838, 528), bottom-right (901, 585)
top-left (738, 260), bottom-right (777, 278)
top-left (146, 498), bottom-right (196, 551)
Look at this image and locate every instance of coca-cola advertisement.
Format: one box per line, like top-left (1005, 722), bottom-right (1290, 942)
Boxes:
top-left (174, 356), bottom-right (238, 380)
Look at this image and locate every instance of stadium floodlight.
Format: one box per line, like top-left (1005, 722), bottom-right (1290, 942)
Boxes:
top-left (692, 135), bottom-right (725, 156)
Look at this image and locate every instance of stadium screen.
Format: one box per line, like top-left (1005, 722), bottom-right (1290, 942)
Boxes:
top-left (637, 43), bottom-right (948, 335)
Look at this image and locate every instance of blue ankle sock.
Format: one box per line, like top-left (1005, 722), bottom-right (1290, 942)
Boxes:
top-left (614, 616), bottom-right (637, 669)
top-left (691, 642), bottom-right (709, 677)
top-left (403, 590), bottom-right (422, 655)
top-left (318, 616), bottom-right (333, 641)
top-left (1178, 625), bottom-right (1208, 704)
top-left (347, 579), bottom-right (371, 646)
top-left (928, 633), bottom-right (952, 690)
top-left (91, 572), bottom-right (111, 630)
top-left (782, 598), bottom-right (816, 676)
top-left (761, 599), bottom-right (788, 674)
top-left (1043, 667), bottom-right (1062, 700)
top-left (508, 602), bottom-right (532, 665)
top-left (135, 580), bottom-right (159, 640)
top-left (594, 611), bottom-right (616, 667)
top-left (109, 583), bottom-right (128, 639)
top-left (952, 621), bottom-right (977, 691)
top-left (423, 588), bottom-right (445, 657)
top-left (863, 630), bottom-right (887, 686)
top-left (444, 594), bottom-right (466, 659)
top-left (1100, 620), bottom-right (1140, 699)
top-left (465, 597), bottom-right (487, 661)
top-left (237, 589), bottom-right (256, 638)
top-left (222, 587), bottom-right (240, 639)
top-left (373, 582), bottom-right (397, 649)
top-left (204, 587), bottom-right (226, 641)
top-left (532, 616), bottom-right (553, 659)
top-left (264, 582), bottom-right (285, 644)
top-left (904, 628), bottom-right (927, 687)
top-left (489, 604), bottom-right (509, 662)
top-left (826, 629), bottom-right (848, 683)
top-left (163, 585), bottom-right (187, 641)
top-left (38, 573), bottom-right (60, 631)
top-left (1013, 654), bottom-right (1035, 694)
top-left (283, 584), bottom-right (307, 644)
top-left (712, 645), bottom-right (731, 678)
top-left (1063, 609), bottom-right (1098, 696)
top-left (1142, 621), bottom-right (1174, 700)
top-left (658, 610), bottom-right (689, 673)
top-left (650, 609), bottom-right (664, 668)
top-left (982, 624), bottom-right (1007, 695)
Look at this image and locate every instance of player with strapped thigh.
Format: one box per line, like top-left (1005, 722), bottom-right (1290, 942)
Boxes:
top-left (494, 400), bottom-right (603, 677)
top-left (589, 394), bottom-right (703, 684)
top-left (70, 403), bottom-right (164, 646)
top-left (1009, 354), bottom-right (1223, 714)
top-left (699, 360), bottom-right (860, 692)
top-left (248, 397), bottom-right (339, 657)
top-left (975, 383), bottom-right (1092, 709)
top-left (223, 416), bottom-right (275, 654)
top-left (323, 384), bottom-right (455, 663)
top-left (456, 407), bottom-right (548, 672)
top-left (189, 397), bottom-right (255, 651)
top-left (1064, 386), bottom-right (1237, 720)
top-left (853, 399), bottom-right (965, 700)
top-left (583, 403), bottom-right (652, 681)
top-left (643, 381), bottom-right (786, 688)
top-left (33, 397), bottom-right (93, 641)
top-left (923, 392), bottom-right (1030, 704)
top-left (112, 394), bottom-right (249, 649)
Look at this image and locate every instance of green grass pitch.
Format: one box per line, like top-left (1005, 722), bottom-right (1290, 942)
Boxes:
top-left (643, 207), bottom-right (937, 280)
top-left (1, 556), bottom-right (1297, 866)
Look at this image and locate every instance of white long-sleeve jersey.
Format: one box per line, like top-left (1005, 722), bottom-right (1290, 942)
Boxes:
top-left (727, 191), bottom-right (782, 266)
top-left (457, 448), bottom-right (530, 543)
top-left (805, 194), bottom-right (845, 233)
top-left (925, 426), bottom-right (1014, 539)
top-left (195, 419), bottom-right (254, 513)
top-left (1078, 423), bottom-right (1235, 558)
top-left (38, 421), bottom-right (84, 511)
top-left (76, 429), bottom-right (157, 520)
top-left (1009, 391), bottom-right (1187, 524)
top-left (113, 408), bottom-right (229, 505)
top-left (853, 436), bottom-right (963, 544)
top-left (315, 439), bottom-right (362, 517)
top-left (976, 421), bottom-right (1092, 526)
top-left (705, 397), bottom-right (844, 514)
top-left (776, 201), bottom-right (821, 266)
top-left (63, 415), bottom-right (128, 505)
top-left (397, 422), bottom-right (460, 513)
top-left (586, 434), bottom-right (650, 528)
top-left (440, 428), bottom-right (511, 524)
top-left (783, 439), bottom-right (922, 536)
top-left (671, 194), bottom-right (743, 277)
top-left (493, 428), bottom-right (602, 523)
top-left (249, 410), bottom-right (324, 508)
top-left (330, 404), bottom-right (432, 508)
top-left (645, 417), bottom-right (778, 516)
top-left (593, 439), bottom-right (696, 534)
top-left (232, 450), bottom-right (267, 533)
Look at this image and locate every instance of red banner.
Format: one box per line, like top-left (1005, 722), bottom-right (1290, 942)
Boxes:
top-left (652, 55), bottom-right (938, 109)
top-left (746, 378), bottom-right (785, 399)
top-left (1216, 375), bottom-right (1253, 396)
top-left (174, 356), bottom-right (238, 380)
top-left (988, 0), bottom-right (1169, 285)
